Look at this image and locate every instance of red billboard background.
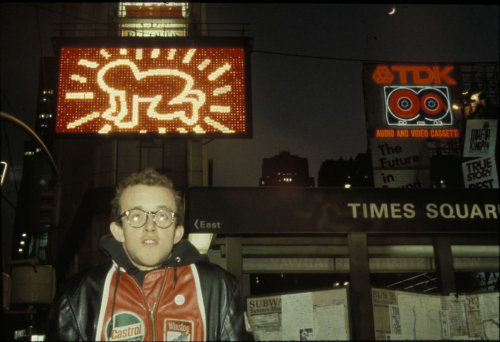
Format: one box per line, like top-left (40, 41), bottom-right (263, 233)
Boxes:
top-left (56, 44), bottom-right (250, 137)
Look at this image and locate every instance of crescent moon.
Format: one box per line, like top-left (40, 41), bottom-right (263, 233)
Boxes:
top-left (388, 7), bottom-right (396, 15)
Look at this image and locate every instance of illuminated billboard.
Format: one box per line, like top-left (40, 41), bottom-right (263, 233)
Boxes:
top-left (363, 63), bottom-right (462, 139)
top-left (118, 3), bottom-right (187, 19)
top-left (54, 37), bottom-right (252, 137)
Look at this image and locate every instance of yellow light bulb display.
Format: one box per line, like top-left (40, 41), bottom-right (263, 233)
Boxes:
top-left (56, 46), bottom-right (249, 136)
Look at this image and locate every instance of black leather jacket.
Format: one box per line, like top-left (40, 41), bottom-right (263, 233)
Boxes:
top-left (47, 237), bottom-right (253, 341)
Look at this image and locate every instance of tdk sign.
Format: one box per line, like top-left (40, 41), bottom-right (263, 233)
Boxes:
top-left (193, 219), bottom-right (222, 230)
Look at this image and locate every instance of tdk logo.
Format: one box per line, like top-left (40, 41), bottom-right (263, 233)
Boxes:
top-left (194, 219), bottom-right (222, 230)
top-left (372, 65), bottom-right (456, 85)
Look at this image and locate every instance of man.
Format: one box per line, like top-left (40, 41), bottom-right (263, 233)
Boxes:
top-left (48, 168), bottom-right (253, 341)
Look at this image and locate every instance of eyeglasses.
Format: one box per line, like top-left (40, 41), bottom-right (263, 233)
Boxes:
top-left (120, 208), bottom-right (176, 229)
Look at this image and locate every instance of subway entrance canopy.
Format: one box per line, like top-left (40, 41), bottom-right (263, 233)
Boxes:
top-left (185, 187), bottom-right (499, 235)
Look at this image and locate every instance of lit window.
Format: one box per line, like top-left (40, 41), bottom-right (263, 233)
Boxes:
top-left (119, 23), bottom-right (188, 38)
top-left (118, 2), bottom-right (189, 18)
top-left (344, 183), bottom-right (351, 189)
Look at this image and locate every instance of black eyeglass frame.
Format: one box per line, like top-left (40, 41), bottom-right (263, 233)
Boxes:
top-left (119, 208), bottom-right (177, 229)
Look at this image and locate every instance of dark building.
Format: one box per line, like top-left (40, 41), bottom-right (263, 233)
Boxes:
top-left (35, 57), bottom-right (58, 151)
top-left (318, 150), bottom-right (373, 187)
top-left (9, 57), bottom-right (60, 262)
top-left (429, 155), bottom-right (464, 188)
top-left (259, 151), bottom-right (314, 186)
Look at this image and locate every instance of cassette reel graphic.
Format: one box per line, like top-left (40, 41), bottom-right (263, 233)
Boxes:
top-left (384, 86), bottom-right (453, 126)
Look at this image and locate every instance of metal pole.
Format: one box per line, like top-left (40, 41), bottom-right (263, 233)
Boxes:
top-left (1, 112), bottom-right (59, 177)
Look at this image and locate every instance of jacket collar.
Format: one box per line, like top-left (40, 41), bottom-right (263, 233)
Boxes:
top-left (99, 234), bottom-right (208, 273)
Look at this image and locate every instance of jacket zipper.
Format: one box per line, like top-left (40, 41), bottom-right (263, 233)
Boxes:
top-left (134, 268), bottom-right (168, 342)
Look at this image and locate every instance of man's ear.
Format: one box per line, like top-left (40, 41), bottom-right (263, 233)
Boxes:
top-left (110, 222), bottom-right (125, 243)
top-left (174, 225), bottom-right (184, 244)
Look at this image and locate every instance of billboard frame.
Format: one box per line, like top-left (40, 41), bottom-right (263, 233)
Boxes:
top-left (51, 36), bottom-right (253, 139)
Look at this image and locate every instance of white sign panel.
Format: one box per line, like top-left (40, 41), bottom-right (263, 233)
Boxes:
top-left (463, 119), bottom-right (498, 158)
top-left (371, 139), bottom-right (429, 170)
top-left (373, 169), bottom-right (430, 188)
top-left (462, 156), bottom-right (498, 189)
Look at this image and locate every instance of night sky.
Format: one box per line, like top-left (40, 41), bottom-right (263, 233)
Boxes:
top-left (205, 4), bottom-right (499, 186)
top-left (1, 3), bottom-right (499, 190)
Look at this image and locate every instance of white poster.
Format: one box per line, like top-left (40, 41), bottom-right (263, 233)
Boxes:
top-left (397, 294), bottom-right (443, 340)
top-left (370, 139), bottom-right (429, 170)
top-left (246, 295), bottom-right (282, 341)
top-left (313, 289), bottom-right (349, 340)
top-left (478, 292), bottom-right (500, 340)
top-left (462, 156), bottom-right (499, 189)
top-left (373, 289), bottom-right (500, 340)
top-left (281, 292), bottom-right (314, 341)
top-left (373, 169), bottom-right (430, 188)
top-left (463, 119), bottom-right (498, 158)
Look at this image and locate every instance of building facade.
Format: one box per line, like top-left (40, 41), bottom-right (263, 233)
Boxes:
top-left (260, 151), bottom-right (314, 186)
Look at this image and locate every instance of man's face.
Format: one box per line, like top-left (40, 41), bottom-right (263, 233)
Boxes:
top-left (110, 184), bottom-right (184, 271)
